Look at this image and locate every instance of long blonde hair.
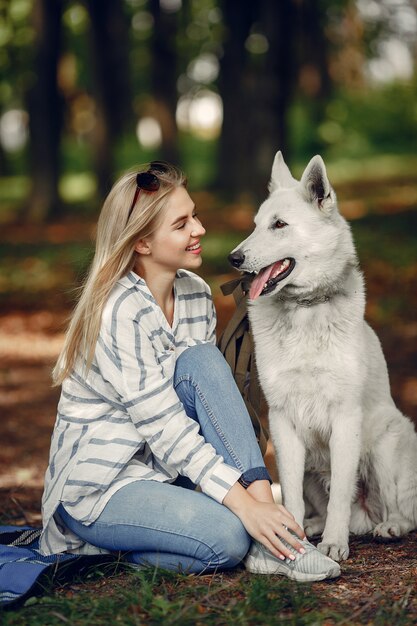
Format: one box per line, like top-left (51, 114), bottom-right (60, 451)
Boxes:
top-left (53, 162), bottom-right (187, 386)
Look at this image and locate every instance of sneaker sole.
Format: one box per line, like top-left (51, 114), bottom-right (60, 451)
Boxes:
top-left (245, 555), bottom-right (341, 582)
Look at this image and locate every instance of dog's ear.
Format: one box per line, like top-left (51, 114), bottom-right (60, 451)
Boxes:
top-left (300, 155), bottom-right (335, 214)
top-left (269, 151), bottom-right (297, 193)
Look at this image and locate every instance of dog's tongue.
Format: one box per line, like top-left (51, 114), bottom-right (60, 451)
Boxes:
top-left (249, 263), bottom-right (277, 300)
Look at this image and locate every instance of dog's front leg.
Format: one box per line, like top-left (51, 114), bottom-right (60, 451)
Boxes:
top-left (269, 410), bottom-right (306, 527)
top-left (318, 408), bottom-right (362, 561)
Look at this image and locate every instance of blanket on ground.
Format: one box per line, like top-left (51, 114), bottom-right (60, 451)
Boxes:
top-left (0, 525), bottom-right (114, 609)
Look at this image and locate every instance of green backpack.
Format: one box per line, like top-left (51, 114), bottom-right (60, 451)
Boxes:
top-left (217, 277), bottom-right (269, 456)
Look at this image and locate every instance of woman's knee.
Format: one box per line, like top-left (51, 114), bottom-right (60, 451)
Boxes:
top-left (175, 343), bottom-right (231, 380)
top-left (125, 510), bottom-right (250, 573)
top-left (208, 513), bottom-right (251, 569)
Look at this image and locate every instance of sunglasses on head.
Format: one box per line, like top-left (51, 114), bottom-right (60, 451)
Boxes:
top-left (126, 162), bottom-right (169, 223)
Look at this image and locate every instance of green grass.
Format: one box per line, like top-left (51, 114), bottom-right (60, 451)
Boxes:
top-left (327, 153), bottom-right (417, 187)
top-left (290, 153), bottom-right (417, 187)
top-left (351, 210), bottom-right (417, 268)
top-left (0, 565), bottom-right (341, 625)
top-left (1, 563), bottom-right (414, 625)
top-left (0, 242), bottom-right (92, 303)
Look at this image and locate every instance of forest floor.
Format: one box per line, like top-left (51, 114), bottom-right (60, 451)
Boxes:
top-left (1, 178), bottom-right (417, 623)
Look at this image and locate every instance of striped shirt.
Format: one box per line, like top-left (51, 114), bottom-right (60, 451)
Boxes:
top-left (40, 270), bottom-right (241, 556)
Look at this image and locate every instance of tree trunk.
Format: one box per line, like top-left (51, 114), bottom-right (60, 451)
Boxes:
top-left (148, 0), bottom-right (180, 165)
top-left (217, 0), bottom-right (258, 198)
top-left (218, 0), bottom-right (297, 201)
top-left (26, 0), bottom-right (63, 223)
top-left (297, 0), bottom-right (332, 154)
top-left (84, 0), bottom-right (132, 198)
top-left (249, 0), bottom-right (298, 197)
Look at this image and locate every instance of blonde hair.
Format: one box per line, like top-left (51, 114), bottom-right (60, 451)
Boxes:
top-left (53, 162), bottom-right (187, 386)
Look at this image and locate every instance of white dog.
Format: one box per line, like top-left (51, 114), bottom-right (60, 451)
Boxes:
top-left (229, 151), bottom-right (417, 562)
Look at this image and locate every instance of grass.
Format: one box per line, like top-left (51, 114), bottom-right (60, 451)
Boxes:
top-left (351, 210), bottom-right (417, 268)
top-left (0, 241), bottom-right (92, 309)
top-left (0, 564), bottom-right (346, 625)
top-left (319, 153), bottom-right (417, 187)
top-left (1, 562), bottom-right (414, 625)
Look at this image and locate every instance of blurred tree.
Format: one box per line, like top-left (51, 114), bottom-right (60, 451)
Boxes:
top-left (217, 0), bottom-right (256, 197)
top-left (326, 0), bottom-right (366, 90)
top-left (26, 0), bottom-right (64, 222)
top-left (294, 0), bottom-right (333, 155)
top-left (254, 0), bottom-right (298, 192)
top-left (148, 0), bottom-right (180, 164)
top-left (0, 142), bottom-right (8, 176)
top-left (218, 0), bottom-right (297, 200)
top-left (84, 0), bottom-right (132, 198)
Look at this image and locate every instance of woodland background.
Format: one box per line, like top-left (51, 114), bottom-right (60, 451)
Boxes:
top-left (0, 0), bottom-right (416, 623)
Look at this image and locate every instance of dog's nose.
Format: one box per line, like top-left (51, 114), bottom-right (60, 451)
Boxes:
top-left (228, 250), bottom-right (245, 268)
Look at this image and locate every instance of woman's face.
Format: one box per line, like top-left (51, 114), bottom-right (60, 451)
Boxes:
top-left (136, 186), bottom-right (206, 275)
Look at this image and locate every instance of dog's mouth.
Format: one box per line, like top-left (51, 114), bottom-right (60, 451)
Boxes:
top-left (249, 258), bottom-right (295, 300)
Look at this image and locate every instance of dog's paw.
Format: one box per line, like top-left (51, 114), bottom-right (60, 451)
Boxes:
top-left (304, 516), bottom-right (325, 538)
top-left (373, 521), bottom-right (402, 540)
top-left (317, 541), bottom-right (349, 562)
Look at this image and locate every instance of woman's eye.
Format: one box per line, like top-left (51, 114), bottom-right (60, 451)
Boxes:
top-left (274, 220), bottom-right (287, 229)
top-left (177, 213), bottom-right (199, 229)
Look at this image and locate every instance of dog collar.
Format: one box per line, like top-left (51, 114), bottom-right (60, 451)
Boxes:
top-left (293, 294), bottom-right (332, 307)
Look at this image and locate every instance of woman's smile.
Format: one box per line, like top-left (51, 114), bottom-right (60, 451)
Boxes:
top-left (186, 240), bottom-right (202, 254)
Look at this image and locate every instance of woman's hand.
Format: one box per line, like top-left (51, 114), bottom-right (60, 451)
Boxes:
top-left (223, 482), bottom-right (306, 560)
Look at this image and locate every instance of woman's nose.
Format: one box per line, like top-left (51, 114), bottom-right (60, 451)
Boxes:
top-left (192, 220), bottom-right (206, 237)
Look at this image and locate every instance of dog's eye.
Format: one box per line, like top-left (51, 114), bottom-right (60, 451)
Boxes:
top-left (274, 220), bottom-right (287, 229)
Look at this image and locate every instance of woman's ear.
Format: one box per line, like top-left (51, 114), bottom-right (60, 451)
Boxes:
top-left (134, 238), bottom-right (151, 255)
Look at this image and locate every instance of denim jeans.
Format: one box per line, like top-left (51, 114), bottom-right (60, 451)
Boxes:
top-left (59, 343), bottom-right (270, 573)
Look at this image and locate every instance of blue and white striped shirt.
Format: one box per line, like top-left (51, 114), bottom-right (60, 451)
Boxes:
top-left (40, 270), bottom-right (241, 555)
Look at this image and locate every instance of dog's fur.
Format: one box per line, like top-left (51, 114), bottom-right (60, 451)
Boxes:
top-left (231, 152), bottom-right (417, 561)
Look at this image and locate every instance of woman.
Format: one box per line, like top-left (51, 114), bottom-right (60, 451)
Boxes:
top-left (40, 162), bottom-right (340, 581)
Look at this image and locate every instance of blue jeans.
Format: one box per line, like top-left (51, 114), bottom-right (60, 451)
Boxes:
top-left (59, 343), bottom-right (270, 573)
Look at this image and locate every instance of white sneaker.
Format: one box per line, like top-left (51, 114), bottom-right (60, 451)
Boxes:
top-left (244, 535), bottom-right (341, 582)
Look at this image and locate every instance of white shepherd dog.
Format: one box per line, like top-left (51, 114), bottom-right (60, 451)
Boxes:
top-left (229, 151), bottom-right (417, 562)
